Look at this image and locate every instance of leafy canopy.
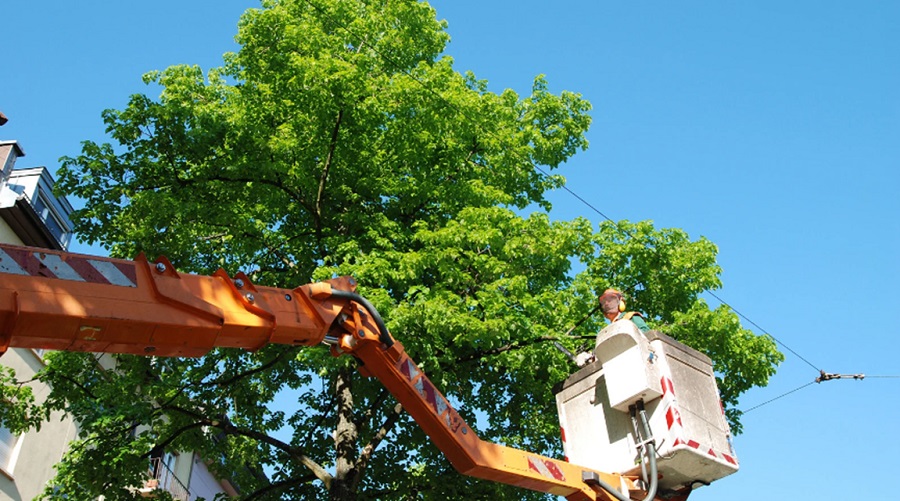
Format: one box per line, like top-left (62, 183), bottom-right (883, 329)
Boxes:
top-left (4, 1), bottom-right (784, 499)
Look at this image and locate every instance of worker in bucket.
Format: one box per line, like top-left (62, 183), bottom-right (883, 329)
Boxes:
top-left (598, 288), bottom-right (650, 333)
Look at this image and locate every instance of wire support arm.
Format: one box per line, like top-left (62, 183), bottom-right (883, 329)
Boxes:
top-left (815, 370), bottom-right (865, 383)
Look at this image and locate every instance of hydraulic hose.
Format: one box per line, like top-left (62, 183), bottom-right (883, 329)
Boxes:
top-left (636, 400), bottom-right (659, 501)
top-left (630, 406), bottom-right (649, 486)
top-left (330, 289), bottom-right (394, 348)
top-left (586, 400), bottom-right (659, 501)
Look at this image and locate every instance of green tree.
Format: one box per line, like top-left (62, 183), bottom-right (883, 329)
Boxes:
top-left (18, 1), bottom-right (781, 500)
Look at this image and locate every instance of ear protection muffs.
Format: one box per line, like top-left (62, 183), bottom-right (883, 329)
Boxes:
top-left (618, 300), bottom-right (626, 312)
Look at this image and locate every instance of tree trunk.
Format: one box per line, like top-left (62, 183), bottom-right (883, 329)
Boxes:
top-left (330, 367), bottom-right (358, 500)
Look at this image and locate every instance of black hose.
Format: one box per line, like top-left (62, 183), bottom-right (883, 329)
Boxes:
top-left (588, 401), bottom-right (659, 501)
top-left (330, 289), bottom-right (394, 348)
top-left (637, 401), bottom-right (659, 501)
top-left (630, 406), bottom-right (650, 486)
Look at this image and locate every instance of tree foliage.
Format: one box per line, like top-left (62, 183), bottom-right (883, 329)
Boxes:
top-left (9, 1), bottom-right (783, 499)
top-left (0, 366), bottom-right (50, 433)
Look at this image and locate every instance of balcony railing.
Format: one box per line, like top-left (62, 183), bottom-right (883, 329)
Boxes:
top-left (142, 457), bottom-right (191, 500)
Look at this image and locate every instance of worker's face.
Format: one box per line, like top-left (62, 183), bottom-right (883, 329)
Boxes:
top-left (600, 295), bottom-right (621, 317)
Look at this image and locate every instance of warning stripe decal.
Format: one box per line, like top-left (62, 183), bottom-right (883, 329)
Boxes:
top-left (527, 456), bottom-right (566, 482)
top-left (0, 247), bottom-right (45, 276)
top-left (0, 253), bottom-right (28, 275)
top-left (34, 253), bottom-right (84, 281)
top-left (678, 438), bottom-right (739, 465)
top-left (89, 259), bottom-right (137, 287)
top-left (660, 376), bottom-right (676, 396)
top-left (658, 360), bottom-right (739, 467)
top-left (0, 248), bottom-right (137, 287)
top-left (661, 376), bottom-right (684, 431)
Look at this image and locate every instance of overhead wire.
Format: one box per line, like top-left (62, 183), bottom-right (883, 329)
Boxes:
top-left (535, 165), bottom-right (827, 377)
top-left (531, 165), bottom-right (616, 223)
top-left (705, 290), bottom-right (821, 373)
top-left (743, 372), bottom-right (900, 413)
top-left (297, 0), bottom-right (889, 413)
top-left (741, 381), bottom-right (816, 414)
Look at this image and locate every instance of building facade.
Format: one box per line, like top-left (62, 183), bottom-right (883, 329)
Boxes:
top-left (0, 140), bottom-right (235, 501)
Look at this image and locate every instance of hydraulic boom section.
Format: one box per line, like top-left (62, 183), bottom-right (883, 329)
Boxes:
top-left (0, 244), bottom-right (348, 356)
top-left (0, 243), bottom-right (679, 501)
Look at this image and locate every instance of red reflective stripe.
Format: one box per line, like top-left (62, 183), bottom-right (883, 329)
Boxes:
top-left (544, 460), bottom-right (566, 481)
top-left (4, 247), bottom-right (57, 279)
top-left (420, 378), bottom-right (438, 410)
top-left (0, 248), bottom-right (138, 286)
top-left (400, 358), bottom-right (418, 380)
top-left (66, 256), bottom-right (112, 285)
top-left (665, 406), bottom-right (683, 429)
top-left (660, 376), bottom-right (675, 396)
top-left (528, 457), bottom-right (566, 481)
top-left (672, 437), bottom-right (739, 466)
top-left (114, 261), bottom-right (138, 285)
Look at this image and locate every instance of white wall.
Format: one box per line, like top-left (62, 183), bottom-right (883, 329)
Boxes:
top-left (188, 454), bottom-right (230, 501)
top-left (0, 349), bottom-right (79, 501)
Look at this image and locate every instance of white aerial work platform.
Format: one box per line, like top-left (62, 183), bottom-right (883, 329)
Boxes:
top-left (555, 320), bottom-right (739, 492)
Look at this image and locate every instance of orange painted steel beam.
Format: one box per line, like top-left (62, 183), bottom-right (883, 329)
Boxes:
top-left (0, 243), bottom-right (347, 357)
top-left (344, 336), bottom-right (631, 501)
top-left (0, 243), bottom-right (663, 501)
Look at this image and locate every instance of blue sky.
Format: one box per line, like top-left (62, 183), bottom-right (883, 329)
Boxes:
top-left (3, 1), bottom-right (899, 500)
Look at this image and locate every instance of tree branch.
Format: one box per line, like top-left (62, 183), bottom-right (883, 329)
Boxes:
top-left (144, 421), bottom-right (206, 457)
top-left (206, 346), bottom-right (297, 388)
top-left (168, 171), bottom-right (315, 217)
top-left (465, 136), bottom-right (480, 163)
top-left (296, 375), bottom-right (338, 449)
top-left (353, 387), bottom-right (390, 430)
top-left (242, 473), bottom-right (317, 500)
top-left (211, 174), bottom-right (314, 214)
top-left (315, 108), bottom-right (344, 236)
top-left (455, 335), bottom-right (560, 364)
top-left (163, 403), bottom-right (333, 489)
top-left (351, 402), bottom-right (404, 492)
top-left (43, 369), bottom-right (98, 400)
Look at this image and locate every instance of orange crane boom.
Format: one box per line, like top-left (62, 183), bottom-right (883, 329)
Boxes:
top-left (0, 243), bottom-right (676, 501)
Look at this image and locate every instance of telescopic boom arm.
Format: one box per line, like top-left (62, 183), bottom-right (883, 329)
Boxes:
top-left (0, 243), bottom-right (671, 501)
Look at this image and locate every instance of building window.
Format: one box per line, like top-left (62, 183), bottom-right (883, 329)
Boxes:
top-left (147, 451), bottom-right (190, 500)
top-left (0, 425), bottom-right (22, 475)
top-left (31, 193), bottom-right (70, 247)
